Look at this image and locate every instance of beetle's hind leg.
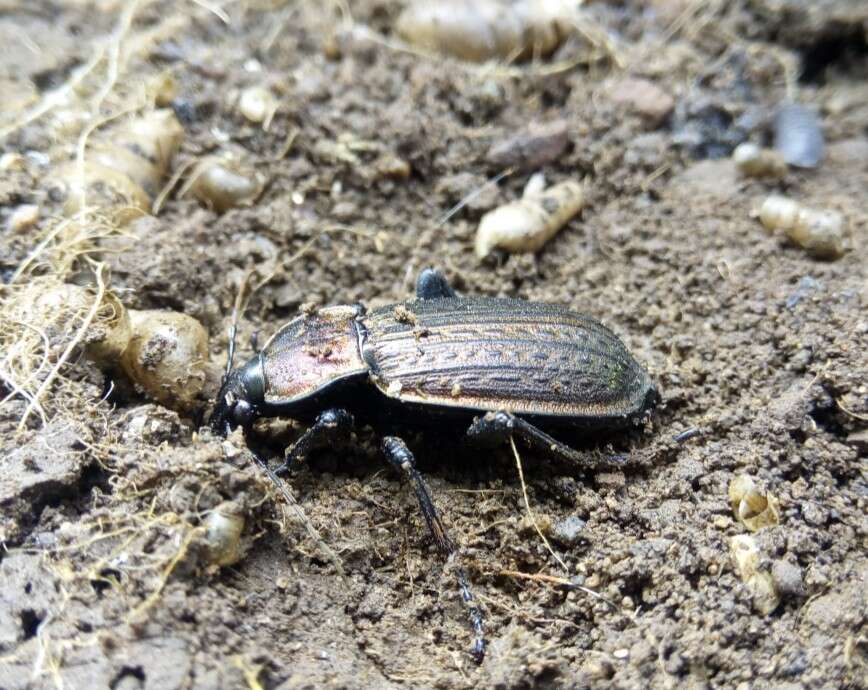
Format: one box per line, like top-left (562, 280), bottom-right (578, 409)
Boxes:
top-left (466, 411), bottom-right (628, 469)
top-left (416, 268), bottom-right (457, 300)
top-left (274, 408), bottom-right (354, 476)
top-left (381, 436), bottom-right (486, 663)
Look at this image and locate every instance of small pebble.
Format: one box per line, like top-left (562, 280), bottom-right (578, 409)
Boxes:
top-left (774, 103), bottom-right (824, 168)
top-left (238, 86), bottom-right (278, 129)
top-left (800, 501), bottom-right (829, 527)
top-left (612, 648), bottom-right (630, 660)
top-left (551, 515), bottom-right (587, 548)
top-left (0, 152), bottom-right (25, 170)
top-left (582, 658), bottom-right (614, 680)
top-left (487, 120), bottom-right (570, 171)
top-left (771, 560), bottom-right (805, 599)
top-left (608, 77), bottom-right (674, 128)
top-left (374, 153), bottom-right (411, 180)
top-left (7, 204), bottom-right (39, 233)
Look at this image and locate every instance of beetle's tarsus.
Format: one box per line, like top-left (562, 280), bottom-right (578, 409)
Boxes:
top-left (415, 267), bottom-right (457, 300)
top-left (381, 435), bottom-right (486, 663)
top-left (381, 436), bottom-right (454, 554)
top-left (456, 566), bottom-right (486, 664)
top-left (275, 408), bottom-right (354, 476)
top-left (467, 411), bottom-right (630, 469)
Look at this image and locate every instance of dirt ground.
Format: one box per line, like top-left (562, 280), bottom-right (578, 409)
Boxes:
top-left (1, 1), bottom-right (866, 688)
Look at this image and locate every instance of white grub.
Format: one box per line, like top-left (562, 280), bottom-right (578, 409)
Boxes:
top-left (121, 310), bottom-right (209, 410)
top-left (238, 86), bottom-right (279, 130)
top-left (203, 503), bottom-right (246, 567)
top-left (18, 282), bottom-right (131, 367)
top-left (396, 0), bottom-right (568, 63)
top-left (475, 178), bottom-right (584, 259)
top-left (730, 534), bottom-right (780, 615)
top-left (56, 161), bottom-right (152, 224)
top-left (758, 195), bottom-right (845, 260)
top-left (185, 157), bottom-right (265, 213)
top-left (523, 172), bottom-right (547, 197)
top-left (733, 143), bottom-right (787, 178)
top-left (758, 195), bottom-right (800, 233)
top-left (90, 109), bottom-right (184, 197)
top-left (787, 208), bottom-right (845, 260)
top-left (85, 291), bottom-right (132, 367)
top-left (57, 109), bottom-right (184, 218)
top-left (728, 475), bottom-right (780, 533)
top-left (7, 204), bottom-right (39, 234)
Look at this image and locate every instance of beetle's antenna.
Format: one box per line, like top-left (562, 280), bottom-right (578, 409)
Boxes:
top-left (224, 269), bottom-right (255, 380)
top-left (225, 317), bottom-right (237, 378)
top-left (243, 442), bottom-right (346, 579)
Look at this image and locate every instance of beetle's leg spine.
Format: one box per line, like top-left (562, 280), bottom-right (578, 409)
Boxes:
top-left (381, 436), bottom-right (486, 664)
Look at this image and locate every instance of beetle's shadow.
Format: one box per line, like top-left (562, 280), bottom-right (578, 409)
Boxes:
top-left (249, 418), bottom-right (658, 487)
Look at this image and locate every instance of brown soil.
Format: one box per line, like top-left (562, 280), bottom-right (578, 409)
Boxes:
top-left (1, 1), bottom-right (866, 689)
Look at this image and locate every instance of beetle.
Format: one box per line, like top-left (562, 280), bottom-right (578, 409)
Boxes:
top-left (210, 268), bottom-right (658, 663)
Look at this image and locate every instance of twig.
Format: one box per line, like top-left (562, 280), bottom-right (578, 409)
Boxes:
top-left (499, 567), bottom-right (618, 608)
top-left (500, 569), bottom-right (573, 587)
top-left (0, 46), bottom-right (106, 141)
top-left (127, 524), bottom-right (199, 621)
top-left (91, 0), bottom-right (143, 114)
top-left (837, 398), bottom-right (868, 422)
top-left (277, 126), bottom-right (300, 160)
top-left (152, 158), bottom-right (198, 215)
top-left (190, 0), bottom-right (231, 24)
top-left (231, 655), bottom-right (264, 690)
top-left (9, 218), bottom-right (76, 283)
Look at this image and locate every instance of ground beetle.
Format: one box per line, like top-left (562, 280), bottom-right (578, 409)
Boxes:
top-left (210, 268), bottom-right (659, 662)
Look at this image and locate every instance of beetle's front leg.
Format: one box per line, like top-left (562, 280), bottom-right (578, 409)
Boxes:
top-left (274, 408), bottom-right (354, 476)
top-left (466, 411), bottom-right (629, 469)
top-left (381, 436), bottom-right (486, 663)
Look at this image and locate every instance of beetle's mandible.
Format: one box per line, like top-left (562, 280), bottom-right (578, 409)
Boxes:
top-left (210, 268), bottom-right (659, 663)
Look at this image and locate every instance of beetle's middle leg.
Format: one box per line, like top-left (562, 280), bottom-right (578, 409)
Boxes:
top-left (466, 411), bottom-right (628, 469)
top-left (273, 408), bottom-right (354, 476)
top-left (381, 436), bottom-right (486, 663)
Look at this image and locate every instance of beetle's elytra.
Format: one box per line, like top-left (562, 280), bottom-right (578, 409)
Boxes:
top-left (210, 268), bottom-right (658, 663)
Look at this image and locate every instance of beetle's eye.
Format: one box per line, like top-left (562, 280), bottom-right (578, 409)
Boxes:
top-left (233, 400), bottom-right (255, 427)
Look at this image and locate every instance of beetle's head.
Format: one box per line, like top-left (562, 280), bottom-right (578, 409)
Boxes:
top-left (644, 383), bottom-right (661, 412)
top-left (209, 355), bottom-right (265, 436)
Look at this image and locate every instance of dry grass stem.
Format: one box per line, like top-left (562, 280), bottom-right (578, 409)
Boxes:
top-left (510, 436), bottom-right (569, 573)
